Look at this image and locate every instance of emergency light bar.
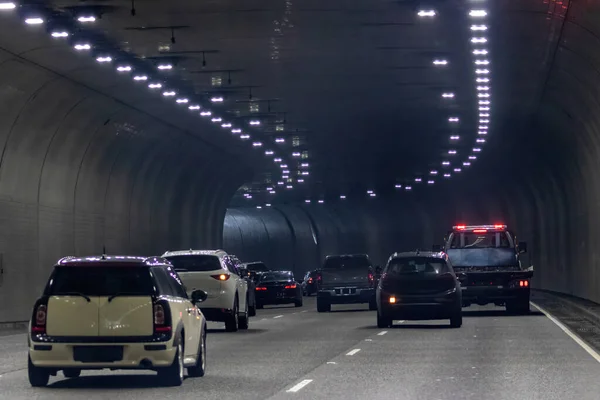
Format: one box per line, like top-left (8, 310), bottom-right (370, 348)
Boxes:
top-left (453, 224), bottom-right (507, 231)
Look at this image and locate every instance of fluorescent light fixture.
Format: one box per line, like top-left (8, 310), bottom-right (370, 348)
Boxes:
top-left (477, 86), bottom-right (490, 91)
top-left (249, 120), bottom-right (261, 125)
top-left (370, 193), bottom-right (376, 197)
top-left (367, 190), bottom-right (373, 194)
top-left (210, 96), bottom-right (224, 102)
top-left (450, 135), bottom-right (460, 140)
top-left (188, 105), bottom-right (200, 110)
top-left (157, 64), bottom-right (173, 70)
top-left (318, 200), bottom-right (324, 204)
top-left (25, 18), bottom-right (44, 25)
top-left (292, 152), bottom-right (301, 157)
top-left (476, 138), bottom-right (486, 143)
top-left (301, 163), bottom-right (309, 168)
top-left (252, 142), bottom-right (262, 147)
top-left (478, 93), bottom-right (490, 98)
top-left (479, 106), bottom-right (490, 111)
top-left (133, 75), bottom-right (148, 81)
top-left (480, 119), bottom-right (490, 123)
top-left (176, 98), bottom-right (189, 104)
top-left (433, 59), bottom-right (448, 65)
top-left (476, 77), bottom-right (490, 83)
top-left (340, 195), bottom-right (346, 199)
top-left (442, 93), bottom-right (455, 98)
top-left (417, 10), bottom-right (436, 17)
top-left (469, 155), bottom-right (477, 160)
top-left (301, 171), bottom-right (309, 175)
top-left (275, 138), bottom-right (285, 143)
top-left (148, 83), bottom-right (162, 89)
top-left (221, 123), bottom-right (232, 128)
top-left (77, 16), bottom-right (96, 22)
top-left (430, 170), bottom-right (438, 175)
top-left (475, 60), bottom-right (489, 65)
top-left (415, 178), bottom-right (422, 182)
top-left (74, 43), bottom-right (91, 51)
top-left (444, 173), bottom-right (451, 178)
top-left (473, 49), bottom-right (488, 55)
top-left (298, 179), bottom-right (305, 183)
top-left (286, 185), bottom-right (293, 189)
top-left (256, 206), bottom-right (262, 209)
top-left (162, 91), bottom-right (176, 97)
top-left (0, 2), bottom-right (16, 10)
top-left (269, 190), bottom-right (276, 194)
top-left (471, 37), bottom-right (488, 43)
top-left (478, 131), bottom-right (487, 135)
top-left (200, 111), bottom-right (212, 116)
top-left (428, 180), bottom-right (435, 184)
top-left (274, 158), bottom-right (282, 162)
top-left (463, 162), bottom-right (471, 166)
top-left (448, 150), bottom-right (457, 155)
top-left (442, 161), bottom-right (450, 166)
top-left (283, 170), bottom-right (290, 174)
top-left (280, 164), bottom-right (288, 168)
top-left (473, 147), bottom-right (482, 152)
top-left (305, 200), bottom-right (311, 203)
top-left (117, 65), bottom-right (132, 72)
top-left (96, 56), bottom-right (112, 63)
top-left (475, 69), bottom-right (489, 74)
top-left (265, 204), bottom-right (272, 207)
top-left (480, 113), bottom-right (490, 117)
top-left (454, 168), bottom-right (462, 172)
top-left (449, 117), bottom-right (460, 122)
top-left (405, 186), bottom-right (412, 191)
top-left (395, 184), bottom-right (402, 188)
top-left (51, 31), bottom-right (69, 38)
top-left (278, 181), bottom-right (285, 185)
top-left (240, 134), bottom-right (250, 139)
top-left (469, 10), bottom-right (488, 17)
top-left (479, 125), bottom-right (488, 129)
top-left (232, 128), bottom-right (242, 133)
top-left (470, 25), bottom-right (487, 31)
top-left (479, 100), bottom-right (491, 105)
top-left (211, 117), bottom-right (222, 122)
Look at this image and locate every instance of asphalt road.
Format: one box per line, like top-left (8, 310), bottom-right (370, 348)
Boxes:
top-left (1, 298), bottom-right (600, 399)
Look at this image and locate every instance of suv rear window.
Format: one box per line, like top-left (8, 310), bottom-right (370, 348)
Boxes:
top-left (323, 256), bottom-right (370, 269)
top-left (164, 255), bottom-right (222, 272)
top-left (449, 232), bottom-right (513, 249)
top-left (47, 266), bottom-right (154, 296)
top-left (386, 257), bottom-right (450, 275)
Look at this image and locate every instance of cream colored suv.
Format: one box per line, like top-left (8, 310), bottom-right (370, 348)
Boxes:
top-left (27, 255), bottom-right (208, 387)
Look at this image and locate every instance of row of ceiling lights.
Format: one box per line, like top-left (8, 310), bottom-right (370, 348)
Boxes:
top-left (0, 1), bottom-right (309, 198)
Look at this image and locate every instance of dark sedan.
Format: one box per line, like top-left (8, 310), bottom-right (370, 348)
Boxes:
top-left (376, 251), bottom-right (462, 328)
top-left (255, 271), bottom-right (303, 308)
top-left (301, 270), bottom-right (320, 296)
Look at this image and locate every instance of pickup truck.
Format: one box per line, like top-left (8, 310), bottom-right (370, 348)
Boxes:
top-left (437, 224), bottom-right (533, 314)
top-left (316, 254), bottom-right (377, 312)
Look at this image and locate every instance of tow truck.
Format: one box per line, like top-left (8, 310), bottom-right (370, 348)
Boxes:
top-left (436, 224), bottom-right (533, 314)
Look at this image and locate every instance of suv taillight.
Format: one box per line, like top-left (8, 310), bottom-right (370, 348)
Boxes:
top-left (31, 300), bottom-right (48, 334)
top-left (153, 302), bottom-right (172, 334)
top-left (368, 272), bottom-right (374, 287)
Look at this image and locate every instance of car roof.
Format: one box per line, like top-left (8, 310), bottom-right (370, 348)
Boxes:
top-left (325, 253), bottom-right (369, 259)
top-left (388, 251), bottom-right (447, 260)
top-left (56, 255), bottom-right (169, 267)
top-left (161, 249), bottom-right (228, 258)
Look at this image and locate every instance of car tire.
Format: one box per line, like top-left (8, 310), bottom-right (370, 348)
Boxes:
top-left (249, 303), bottom-right (257, 317)
top-left (225, 298), bottom-right (239, 332)
top-left (187, 327), bottom-right (206, 378)
top-left (317, 298), bottom-right (331, 312)
top-left (368, 298), bottom-right (377, 311)
top-left (450, 312), bottom-right (462, 328)
top-left (377, 312), bottom-right (392, 328)
top-left (295, 298), bottom-right (303, 307)
top-left (28, 355), bottom-right (50, 387)
top-left (158, 338), bottom-right (184, 387)
top-left (238, 299), bottom-right (249, 330)
top-left (63, 368), bottom-right (81, 378)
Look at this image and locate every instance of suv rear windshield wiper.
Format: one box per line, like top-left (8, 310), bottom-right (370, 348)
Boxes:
top-left (107, 292), bottom-right (149, 302)
top-left (52, 292), bottom-right (91, 302)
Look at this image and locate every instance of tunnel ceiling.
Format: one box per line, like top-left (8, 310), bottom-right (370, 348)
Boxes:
top-left (0, 0), bottom-right (567, 206)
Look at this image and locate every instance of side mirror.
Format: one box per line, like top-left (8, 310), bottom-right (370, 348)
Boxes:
top-left (191, 289), bottom-right (207, 304)
top-left (432, 244), bottom-right (443, 252)
top-left (518, 241), bottom-right (527, 254)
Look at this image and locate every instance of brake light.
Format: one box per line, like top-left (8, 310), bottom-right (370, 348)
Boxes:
top-left (211, 274), bottom-right (230, 281)
top-left (308, 278), bottom-right (313, 283)
top-left (285, 283), bottom-right (297, 289)
top-left (154, 303), bottom-right (171, 334)
top-left (473, 229), bottom-right (487, 233)
top-left (368, 272), bottom-right (374, 287)
top-left (494, 224), bottom-right (505, 229)
top-left (519, 280), bottom-right (529, 287)
top-left (256, 286), bottom-right (267, 291)
top-left (389, 296), bottom-right (396, 304)
top-left (31, 303), bottom-right (47, 334)
top-left (456, 225), bottom-right (466, 230)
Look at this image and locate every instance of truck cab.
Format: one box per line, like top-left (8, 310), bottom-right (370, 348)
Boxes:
top-left (441, 224), bottom-right (532, 314)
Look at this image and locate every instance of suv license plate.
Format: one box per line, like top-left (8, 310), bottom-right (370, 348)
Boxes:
top-left (73, 346), bottom-right (124, 363)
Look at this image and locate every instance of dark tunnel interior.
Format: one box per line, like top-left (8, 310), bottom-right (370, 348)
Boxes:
top-left (0, 0), bottom-right (599, 325)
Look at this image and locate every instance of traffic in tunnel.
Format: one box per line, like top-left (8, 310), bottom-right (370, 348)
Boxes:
top-left (0, 0), bottom-right (600, 398)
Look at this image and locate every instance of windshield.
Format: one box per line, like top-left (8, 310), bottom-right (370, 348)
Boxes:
top-left (259, 271), bottom-right (293, 282)
top-left (449, 232), bottom-right (513, 249)
top-left (323, 256), bottom-right (371, 269)
top-left (164, 255), bottom-right (222, 272)
top-left (247, 262), bottom-right (269, 272)
top-left (46, 266), bottom-right (155, 296)
top-left (386, 257), bottom-right (450, 275)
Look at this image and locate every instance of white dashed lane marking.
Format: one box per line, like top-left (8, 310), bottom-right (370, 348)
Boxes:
top-left (286, 379), bottom-right (313, 393)
top-left (273, 315), bottom-right (283, 319)
top-left (346, 349), bottom-right (361, 356)
top-left (377, 331), bottom-right (388, 336)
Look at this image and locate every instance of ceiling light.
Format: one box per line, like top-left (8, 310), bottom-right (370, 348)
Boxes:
top-left (442, 161), bottom-right (450, 166)
top-left (477, 138), bottom-right (486, 143)
top-left (292, 152), bottom-right (301, 157)
top-left (463, 162), bottom-right (471, 166)
top-left (370, 193), bottom-right (376, 197)
top-left (479, 100), bottom-right (491, 105)
top-left (274, 158), bottom-right (282, 162)
top-left (200, 111), bottom-right (212, 116)
top-left (479, 106), bottom-right (490, 111)
top-left (265, 204), bottom-right (272, 207)
top-left (473, 49), bottom-right (488, 55)
top-left (149, 83), bottom-right (164, 89)
top-left (298, 179), bottom-right (305, 183)
top-left (395, 184), bottom-right (402, 189)
top-left (475, 69), bottom-right (489, 74)
top-left (450, 135), bottom-right (460, 140)
top-left (188, 105), bottom-right (200, 110)
top-left (305, 199), bottom-right (311, 203)
top-left (286, 185), bottom-right (293, 189)
top-left (77, 16), bottom-right (96, 23)
top-left (469, 10), bottom-right (488, 17)
top-left (405, 186), bottom-right (412, 191)
top-left (116, 65), bottom-right (132, 72)
top-left (277, 181), bottom-right (285, 185)
top-left (301, 171), bottom-right (309, 176)
top-left (133, 75), bottom-right (148, 81)
top-left (51, 31), bottom-right (69, 38)
top-left (211, 117), bottom-right (222, 122)
top-left (430, 170), bottom-right (438, 175)
top-left (340, 195), bottom-right (346, 199)
top-left (280, 164), bottom-right (288, 168)
top-left (475, 60), bottom-right (489, 65)
top-left (275, 138), bottom-right (285, 143)
top-left (240, 134), bottom-right (250, 140)
top-left (449, 117), bottom-right (459, 122)
top-left (249, 120), bottom-right (261, 126)
top-left (74, 43), bottom-right (91, 51)
top-left (448, 150), bottom-right (457, 155)
top-left (476, 77), bottom-right (490, 83)
top-left (232, 129), bottom-right (242, 133)
top-left (318, 200), bottom-right (324, 204)
top-left (256, 206), bottom-right (262, 209)
top-left (0, 3), bottom-right (16, 10)
top-left (157, 64), bottom-right (173, 70)
top-left (221, 123), bottom-right (232, 128)
top-left (477, 86), bottom-right (490, 91)
top-left (479, 126), bottom-right (488, 129)
top-left (469, 155), bottom-right (477, 160)
top-left (433, 59), bottom-right (448, 66)
top-left (478, 93), bottom-right (490, 98)
top-left (162, 91), bottom-right (176, 97)
top-left (471, 37), bottom-right (488, 44)
top-left (367, 190), bottom-right (374, 194)
top-left (25, 17), bottom-right (44, 25)
top-left (96, 56), bottom-right (112, 63)
top-left (444, 173), bottom-right (451, 178)
top-left (265, 150), bottom-right (274, 155)
top-left (473, 147), bottom-right (482, 152)
top-left (428, 180), bottom-right (435, 184)
top-left (454, 168), bottom-right (462, 172)
top-left (442, 93), bottom-right (455, 98)
top-left (478, 131), bottom-right (487, 135)
top-left (415, 178), bottom-right (422, 182)
top-left (176, 98), bottom-right (189, 104)
top-left (480, 119), bottom-right (490, 123)
top-left (252, 142), bottom-right (261, 147)
top-left (211, 96), bottom-right (224, 102)
top-left (470, 25), bottom-right (487, 31)
top-left (480, 113), bottom-right (490, 117)
top-left (301, 163), bottom-right (309, 168)
top-left (417, 10), bottom-right (436, 17)
top-left (283, 170), bottom-right (290, 174)
top-left (269, 190), bottom-right (276, 194)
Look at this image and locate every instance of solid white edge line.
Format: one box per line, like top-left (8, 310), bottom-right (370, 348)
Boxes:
top-left (377, 330), bottom-right (388, 336)
top-left (286, 379), bottom-right (313, 393)
top-left (273, 315), bottom-right (283, 319)
top-left (531, 301), bottom-right (600, 363)
top-left (346, 348), bottom-right (361, 356)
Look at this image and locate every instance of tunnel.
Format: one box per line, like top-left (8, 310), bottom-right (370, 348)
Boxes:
top-left (1, 1), bottom-right (600, 397)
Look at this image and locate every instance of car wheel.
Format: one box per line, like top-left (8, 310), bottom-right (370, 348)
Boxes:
top-left (317, 298), bottom-right (330, 312)
top-left (158, 337), bottom-right (184, 387)
top-left (295, 298), bottom-right (303, 307)
top-left (28, 355), bottom-right (50, 387)
top-left (187, 327), bottom-right (206, 378)
top-left (450, 312), bottom-right (463, 328)
top-left (377, 312), bottom-right (392, 328)
top-left (63, 368), bottom-right (81, 378)
top-left (368, 298), bottom-right (377, 311)
top-left (225, 298), bottom-right (239, 332)
top-left (238, 299), bottom-right (249, 330)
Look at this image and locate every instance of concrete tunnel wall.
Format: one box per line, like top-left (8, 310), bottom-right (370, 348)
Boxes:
top-left (0, 47), bottom-right (250, 322)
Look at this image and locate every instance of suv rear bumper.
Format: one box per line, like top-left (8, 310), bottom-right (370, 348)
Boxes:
top-left (29, 341), bottom-right (176, 369)
top-left (318, 288), bottom-right (375, 304)
top-left (379, 289), bottom-right (460, 320)
top-left (461, 286), bottom-right (530, 306)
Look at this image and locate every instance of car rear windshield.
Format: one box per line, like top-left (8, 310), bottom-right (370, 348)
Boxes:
top-left (247, 262), bottom-right (269, 272)
top-left (47, 266), bottom-right (155, 296)
top-left (323, 256), bottom-right (370, 269)
top-left (259, 271), bottom-right (293, 282)
top-left (449, 231), bottom-right (513, 249)
top-left (164, 255), bottom-right (222, 272)
top-left (386, 257), bottom-right (450, 275)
